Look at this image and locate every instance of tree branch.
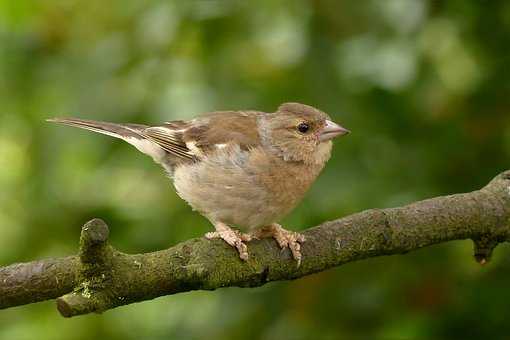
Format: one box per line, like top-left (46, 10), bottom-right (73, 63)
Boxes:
top-left (1, 171), bottom-right (510, 317)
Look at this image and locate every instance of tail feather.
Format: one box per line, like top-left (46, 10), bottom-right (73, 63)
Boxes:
top-left (47, 117), bottom-right (168, 164)
top-left (46, 117), bottom-right (146, 140)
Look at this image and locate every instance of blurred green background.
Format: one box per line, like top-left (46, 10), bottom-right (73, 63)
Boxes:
top-left (1, 0), bottom-right (510, 339)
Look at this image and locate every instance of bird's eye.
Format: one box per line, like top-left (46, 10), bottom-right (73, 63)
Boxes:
top-left (297, 122), bottom-right (310, 133)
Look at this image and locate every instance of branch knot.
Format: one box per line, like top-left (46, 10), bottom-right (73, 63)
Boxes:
top-left (56, 219), bottom-right (115, 317)
top-left (472, 235), bottom-right (500, 265)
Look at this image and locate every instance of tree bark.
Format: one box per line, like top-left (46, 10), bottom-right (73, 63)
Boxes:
top-left (1, 171), bottom-right (509, 317)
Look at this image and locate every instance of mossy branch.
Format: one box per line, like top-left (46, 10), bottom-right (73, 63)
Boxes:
top-left (1, 171), bottom-right (510, 317)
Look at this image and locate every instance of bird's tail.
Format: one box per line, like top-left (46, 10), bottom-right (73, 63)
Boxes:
top-left (47, 117), bottom-right (170, 166)
top-left (46, 117), bottom-right (147, 140)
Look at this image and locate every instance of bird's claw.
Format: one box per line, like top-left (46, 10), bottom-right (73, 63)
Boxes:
top-left (205, 228), bottom-right (252, 261)
top-left (268, 224), bottom-right (306, 266)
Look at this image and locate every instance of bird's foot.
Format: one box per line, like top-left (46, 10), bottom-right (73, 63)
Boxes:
top-left (253, 223), bottom-right (305, 266)
top-left (205, 222), bottom-right (252, 261)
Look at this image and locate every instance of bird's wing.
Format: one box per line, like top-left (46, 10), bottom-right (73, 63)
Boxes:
top-left (140, 122), bottom-right (195, 160)
top-left (48, 110), bottom-right (263, 162)
top-left (181, 110), bottom-right (262, 154)
top-left (142, 110), bottom-right (263, 159)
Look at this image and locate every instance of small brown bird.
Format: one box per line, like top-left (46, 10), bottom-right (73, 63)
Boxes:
top-left (48, 103), bottom-right (349, 264)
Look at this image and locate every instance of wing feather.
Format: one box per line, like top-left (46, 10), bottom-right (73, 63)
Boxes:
top-left (141, 126), bottom-right (195, 160)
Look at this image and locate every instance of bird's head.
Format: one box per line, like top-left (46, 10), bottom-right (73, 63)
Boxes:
top-left (260, 102), bottom-right (350, 165)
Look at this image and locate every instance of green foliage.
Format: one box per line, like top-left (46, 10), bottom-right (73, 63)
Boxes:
top-left (0, 0), bottom-right (509, 338)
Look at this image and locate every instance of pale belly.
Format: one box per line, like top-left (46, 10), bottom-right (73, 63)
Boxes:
top-left (172, 146), bottom-right (323, 231)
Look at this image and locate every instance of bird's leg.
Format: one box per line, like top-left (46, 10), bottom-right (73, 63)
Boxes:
top-left (252, 223), bottom-right (305, 265)
top-left (205, 221), bottom-right (252, 261)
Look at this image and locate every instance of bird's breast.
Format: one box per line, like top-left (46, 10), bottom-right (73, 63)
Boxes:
top-left (172, 145), bottom-right (326, 230)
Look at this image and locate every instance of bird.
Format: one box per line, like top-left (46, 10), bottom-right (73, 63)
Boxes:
top-left (48, 102), bottom-right (350, 264)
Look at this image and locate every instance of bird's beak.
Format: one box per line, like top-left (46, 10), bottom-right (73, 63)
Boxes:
top-left (319, 120), bottom-right (350, 141)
